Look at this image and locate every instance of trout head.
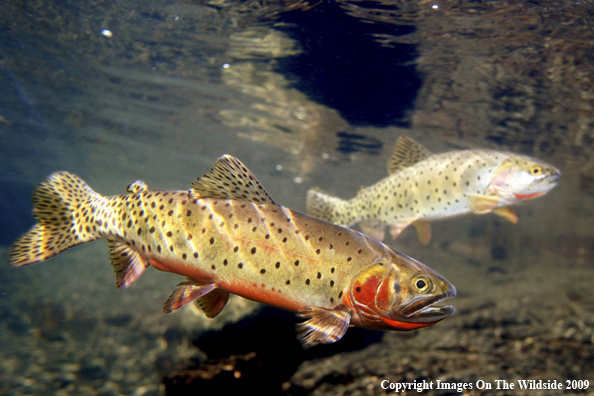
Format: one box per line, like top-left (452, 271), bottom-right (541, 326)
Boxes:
top-left (489, 155), bottom-right (560, 205)
top-left (345, 252), bottom-right (456, 331)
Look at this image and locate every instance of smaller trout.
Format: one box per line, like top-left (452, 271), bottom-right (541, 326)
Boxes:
top-left (307, 137), bottom-right (560, 244)
top-left (8, 155), bottom-right (455, 348)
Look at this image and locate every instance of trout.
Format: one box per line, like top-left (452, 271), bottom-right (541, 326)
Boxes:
top-left (8, 155), bottom-right (455, 348)
top-left (307, 137), bottom-right (560, 244)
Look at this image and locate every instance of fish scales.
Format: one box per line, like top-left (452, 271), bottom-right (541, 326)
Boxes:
top-left (136, 193), bottom-right (388, 312)
top-left (344, 150), bottom-right (505, 223)
top-left (8, 155), bottom-right (456, 348)
top-left (307, 137), bottom-right (560, 244)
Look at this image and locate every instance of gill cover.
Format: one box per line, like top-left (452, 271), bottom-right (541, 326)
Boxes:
top-left (349, 264), bottom-right (417, 331)
top-left (489, 156), bottom-right (560, 202)
top-left (349, 260), bottom-right (455, 331)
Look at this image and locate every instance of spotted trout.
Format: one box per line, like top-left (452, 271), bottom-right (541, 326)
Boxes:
top-left (8, 155), bottom-right (455, 348)
top-left (307, 137), bottom-right (560, 244)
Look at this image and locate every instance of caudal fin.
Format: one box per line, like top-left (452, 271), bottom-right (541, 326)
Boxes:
top-left (8, 172), bottom-right (101, 267)
top-left (306, 188), bottom-right (348, 225)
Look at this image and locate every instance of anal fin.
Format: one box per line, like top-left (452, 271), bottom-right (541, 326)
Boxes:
top-left (296, 304), bottom-right (352, 349)
top-left (163, 278), bottom-right (218, 314)
top-left (196, 288), bottom-right (230, 318)
top-left (108, 239), bottom-right (149, 290)
top-left (493, 207), bottom-right (518, 224)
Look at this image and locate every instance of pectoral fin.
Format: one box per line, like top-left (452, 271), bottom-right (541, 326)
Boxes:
top-left (493, 207), bottom-right (518, 224)
top-left (296, 304), bottom-right (352, 348)
top-left (163, 279), bottom-right (218, 314)
top-left (468, 194), bottom-right (499, 214)
top-left (359, 221), bottom-right (386, 241)
top-left (413, 220), bottom-right (432, 245)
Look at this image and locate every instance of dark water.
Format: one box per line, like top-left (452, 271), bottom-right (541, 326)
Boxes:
top-left (1, 1), bottom-right (594, 395)
top-left (274, 1), bottom-right (420, 127)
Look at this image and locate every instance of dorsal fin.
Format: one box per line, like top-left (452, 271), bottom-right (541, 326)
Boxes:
top-left (387, 137), bottom-right (433, 175)
top-left (190, 155), bottom-right (276, 204)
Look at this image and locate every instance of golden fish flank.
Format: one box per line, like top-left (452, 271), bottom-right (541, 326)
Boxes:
top-left (8, 155), bottom-right (456, 348)
top-left (307, 137), bottom-right (560, 244)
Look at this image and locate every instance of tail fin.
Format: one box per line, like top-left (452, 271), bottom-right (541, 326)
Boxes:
top-left (8, 172), bottom-right (101, 267)
top-left (306, 188), bottom-right (347, 225)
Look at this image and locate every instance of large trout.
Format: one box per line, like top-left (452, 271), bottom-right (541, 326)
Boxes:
top-left (9, 155), bottom-right (455, 347)
top-left (307, 137), bottom-right (560, 244)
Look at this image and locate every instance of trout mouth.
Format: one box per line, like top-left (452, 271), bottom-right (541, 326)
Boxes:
top-left (401, 286), bottom-right (457, 323)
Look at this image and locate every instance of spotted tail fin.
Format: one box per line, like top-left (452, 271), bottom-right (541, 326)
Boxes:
top-left (8, 172), bottom-right (102, 267)
top-left (306, 188), bottom-right (348, 226)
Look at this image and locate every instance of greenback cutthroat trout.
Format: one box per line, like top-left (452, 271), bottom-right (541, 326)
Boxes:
top-left (9, 155), bottom-right (455, 348)
top-left (307, 137), bottom-right (560, 244)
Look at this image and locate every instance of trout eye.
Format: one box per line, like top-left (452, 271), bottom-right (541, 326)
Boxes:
top-left (529, 165), bottom-right (543, 176)
top-left (413, 276), bottom-right (430, 293)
